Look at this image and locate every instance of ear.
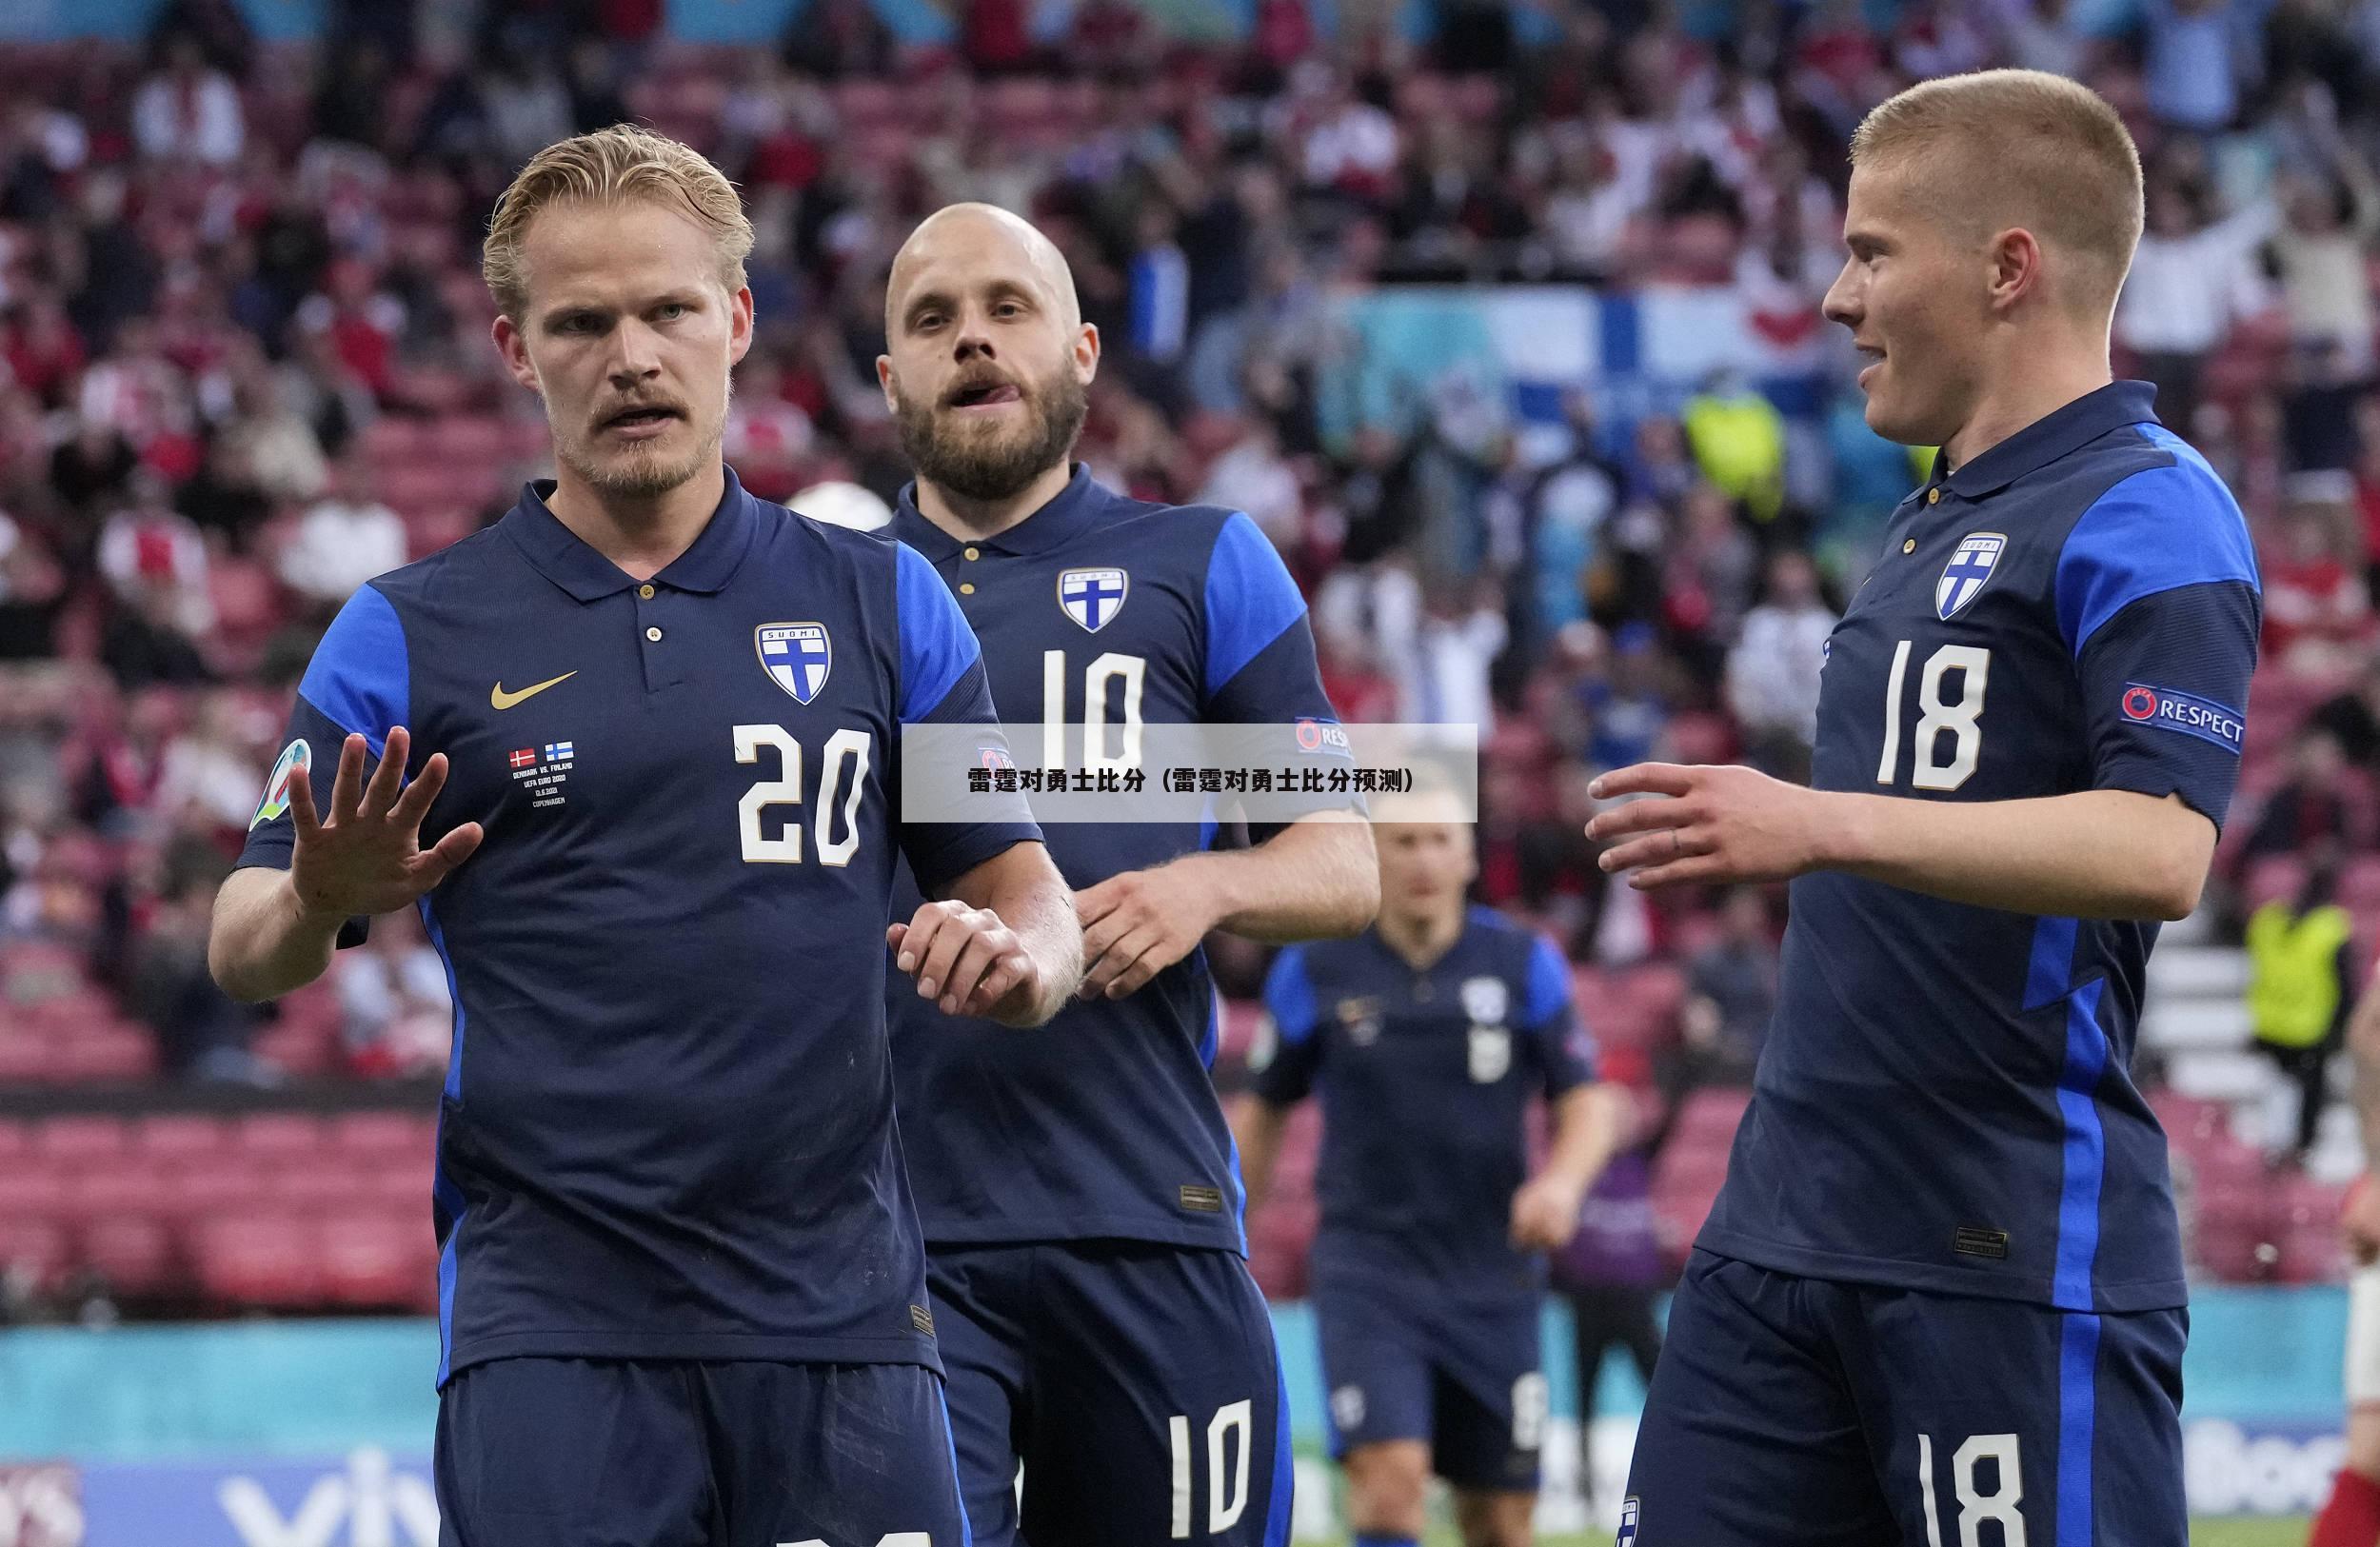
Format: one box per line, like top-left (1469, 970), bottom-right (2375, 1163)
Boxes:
top-left (1988, 227), bottom-right (2044, 313)
top-left (492, 311), bottom-right (541, 394)
top-left (726, 286), bottom-right (756, 367)
top-left (1073, 321), bottom-right (1101, 383)
top-left (876, 352), bottom-right (899, 415)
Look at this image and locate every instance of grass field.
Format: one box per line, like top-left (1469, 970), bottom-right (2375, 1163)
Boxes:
top-left (1325, 1519), bottom-right (2311, 1544)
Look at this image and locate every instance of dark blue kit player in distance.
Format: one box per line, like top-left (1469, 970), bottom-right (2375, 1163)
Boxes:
top-left (875, 203), bottom-right (1380, 1547)
top-left (1585, 73), bottom-right (2259, 1545)
top-left (209, 127), bottom-right (1083, 1547)
top-left (1234, 806), bottom-right (1625, 1547)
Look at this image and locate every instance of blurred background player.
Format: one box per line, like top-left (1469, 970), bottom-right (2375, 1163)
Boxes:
top-left (208, 128), bottom-right (1081, 1545)
top-left (876, 202), bottom-right (1378, 1547)
top-left (1233, 801), bottom-right (1624, 1547)
top-left (1587, 70), bottom-right (2261, 1543)
top-left (2313, 963), bottom-right (2380, 1547)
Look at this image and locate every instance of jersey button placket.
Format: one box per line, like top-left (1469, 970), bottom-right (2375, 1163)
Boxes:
top-left (637, 585), bottom-right (679, 692)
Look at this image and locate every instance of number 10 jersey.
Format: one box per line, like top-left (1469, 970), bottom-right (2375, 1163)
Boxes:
top-left (1696, 382), bottom-right (2261, 1314)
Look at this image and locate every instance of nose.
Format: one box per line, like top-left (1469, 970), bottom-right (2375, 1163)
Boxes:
top-left (1821, 260), bottom-right (1860, 330)
top-left (952, 303), bottom-right (997, 364)
top-left (606, 318), bottom-right (663, 387)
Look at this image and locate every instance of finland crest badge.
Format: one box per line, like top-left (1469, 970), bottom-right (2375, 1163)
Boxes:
top-left (1935, 531), bottom-right (2007, 621)
top-left (1058, 567), bottom-right (1128, 633)
top-left (757, 623), bottom-right (832, 704)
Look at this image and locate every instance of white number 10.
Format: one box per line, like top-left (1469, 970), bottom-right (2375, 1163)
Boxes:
top-left (1877, 642), bottom-right (1992, 792)
top-left (1169, 1399), bottom-right (1252, 1538)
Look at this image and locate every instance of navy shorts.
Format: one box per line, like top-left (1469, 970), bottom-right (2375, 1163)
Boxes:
top-left (1315, 1273), bottom-right (1545, 1493)
top-left (928, 1240), bottom-right (1293, 1547)
top-left (1622, 1251), bottom-right (2187, 1547)
top-left (434, 1357), bottom-right (966, 1546)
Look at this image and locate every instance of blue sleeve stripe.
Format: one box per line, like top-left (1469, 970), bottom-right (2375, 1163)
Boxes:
top-left (895, 542), bottom-right (982, 724)
top-left (1262, 946), bottom-right (1319, 1044)
top-left (297, 584), bottom-right (409, 758)
top-left (2055, 428), bottom-right (2260, 656)
top-left (1203, 512), bottom-right (1309, 699)
top-left (1524, 936), bottom-right (1573, 1028)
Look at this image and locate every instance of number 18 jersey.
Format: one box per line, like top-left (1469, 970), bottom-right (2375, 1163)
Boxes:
top-left (1696, 382), bottom-right (2260, 1314)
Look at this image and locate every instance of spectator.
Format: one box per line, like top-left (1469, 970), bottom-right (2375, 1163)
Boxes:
top-left (2116, 172), bottom-right (2276, 433)
top-left (1672, 886), bottom-right (1778, 1098)
top-left (1197, 420), bottom-right (1304, 549)
top-left (1524, 394), bottom-right (1624, 640)
top-left (98, 474), bottom-right (214, 643)
top-left (127, 847), bottom-right (271, 1082)
top-left (2263, 472), bottom-right (2372, 669)
top-left (2246, 727), bottom-right (2361, 859)
top-left (2245, 853), bottom-right (2356, 1162)
top-left (276, 456), bottom-right (409, 611)
top-left (335, 904), bottom-right (454, 1078)
top-left (1726, 549), bottom-right (1837, 781)
top-left (2139, 0), bottom-right (2251, 133)
top-left (130, 33), bottom-right (246, 168)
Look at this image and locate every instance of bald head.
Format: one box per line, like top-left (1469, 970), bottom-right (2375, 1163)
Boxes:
top-left (885, 203), bottom-right (1081, 339)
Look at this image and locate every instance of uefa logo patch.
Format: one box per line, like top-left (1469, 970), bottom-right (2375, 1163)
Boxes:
top-left (2120, 681), bottom-right (2246, 754)
top-left (1935, 531), bottom-right (2007, 621)
top-left (756, 623), bottom-right (832, 704)
top-left (1058, 567), bottom-right (1127, 632)
top-left (249, 739), bottom-right (310, 830)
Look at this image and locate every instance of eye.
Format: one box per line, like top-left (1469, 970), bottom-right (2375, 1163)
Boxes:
top-left (994, 300), bottom-right (1024, 319)
top-left (657, 302), bottom-right (688, 321)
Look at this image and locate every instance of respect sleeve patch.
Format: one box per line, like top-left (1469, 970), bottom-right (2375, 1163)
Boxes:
top-left (2119, 683), bottom-right (2246, 754)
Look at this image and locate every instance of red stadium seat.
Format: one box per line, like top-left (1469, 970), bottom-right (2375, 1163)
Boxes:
top-left (30, 1115), bottom-right (129, 1162)
top-left (161, 1160), bottom-right (268, 1220)
top-left (192, 1215), bottom-right (326, 1309)
top-left (0, 1165), bottom-right (68, 1222)
top-left (131, 1114), bottom-right (227, 1162)
top-left (321, 1213), bottom-right (433, 1308)
top-left (53, 1031), bottom-right (160, 1083)
top-left (269, 1160), bottom-right (372, 1213)
top-left (0, 1219), bottom-right (71, 1292)
top-left (0, 1121), bottom-right (26, 1162)
top-left (328, 1111), bottom-right (432, 1159)
top-left (232, 1113), bottom-right (327, 1160)
top-left (79, 1216), bottom-right (179, 1299)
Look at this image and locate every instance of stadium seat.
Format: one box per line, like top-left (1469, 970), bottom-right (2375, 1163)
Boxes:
top-left (0, 1166), bottom-right (68, 1222)
top-left (321, 1213), bottom-right (433, 1308)
top-left (30, 1114), bottom-right (129, 1162)
top-left (192, 1215), bottom-right (326, 1309)
top-left (0, 1220), bottom-right (71, 1293)
top-left (232, 1113), bottom-right (327, 1161)
top-left (130, 1114), bottom-right (227, 1162)
top-left (79, 1216), bottom-right (178, 1299)
top-left (328, 1111), bottom-right (431, 1158)
top-left (54, 1030), bottom-right (160, 1083)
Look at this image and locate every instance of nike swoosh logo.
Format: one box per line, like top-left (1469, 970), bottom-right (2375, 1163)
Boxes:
top-left (490, 671), bottom-right (577, 710)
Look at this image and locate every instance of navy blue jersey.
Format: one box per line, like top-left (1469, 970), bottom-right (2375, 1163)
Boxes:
top-left (235, 471), bottom-right (1040, 1384)
top-left (1697, 382), bottom-right (2260, 1314)
top-left (1253, 906), bottom-right (1597, 1298)
top-left (883, 466), bottom-right (1339, 1252)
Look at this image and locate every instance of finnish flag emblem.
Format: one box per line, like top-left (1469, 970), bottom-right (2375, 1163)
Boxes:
top-left (757, 623), bottom-right (832, 704)
top-left (1059, 567), bottom-right (1128, 633)
top-left (1935, 531), bottom-right (2007, 621)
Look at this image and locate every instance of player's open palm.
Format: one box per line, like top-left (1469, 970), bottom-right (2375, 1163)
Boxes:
top-left (289, 727), bottom-right (483, 919)
top-left (1074, 867), bottom-right (1211, 1001)
top-left (1585, 762), bottom-right (1826, 890)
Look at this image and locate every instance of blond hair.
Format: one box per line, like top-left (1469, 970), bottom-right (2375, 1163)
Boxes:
top-left (482, 124), bottom-right (754, 319)
top-left (1850, 69), bottom-right (2144, 315)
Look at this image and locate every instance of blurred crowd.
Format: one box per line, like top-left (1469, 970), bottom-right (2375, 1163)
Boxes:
top-left (0, 0), bottom-right (2377, 1156)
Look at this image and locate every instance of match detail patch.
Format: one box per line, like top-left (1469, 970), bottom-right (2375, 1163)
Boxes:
top-left (2119, 683), bottom-right (2245, 754)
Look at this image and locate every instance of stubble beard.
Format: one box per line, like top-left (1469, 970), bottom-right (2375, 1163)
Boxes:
top-left (895, 366), bottom-right (1087, 504)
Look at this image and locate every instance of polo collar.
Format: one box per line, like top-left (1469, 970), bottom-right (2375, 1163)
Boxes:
top-left (890, 464), bottom-right (1108, 559)
top-left (504, 467), bottom-right (760, 601)
top-left (1933, 380), bottom-right (2161, 500)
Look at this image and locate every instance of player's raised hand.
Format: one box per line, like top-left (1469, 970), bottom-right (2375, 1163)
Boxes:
top-left (1074, 866), bottom-right (1215, 1001)
top-left (1585, 762), bottom-right (1827, 891)
top-left (2347, 1176), bottom-right (2380, 1266)
top-left (1509, 1172), bottom-right (1587, 1252)
top-left (288, 727), bottom-right (484, 918)
top-left (890, 898), bottom-right (1049, 1026)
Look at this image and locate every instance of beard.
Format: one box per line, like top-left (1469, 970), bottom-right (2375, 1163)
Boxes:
top-left (554, 387), bottom-right (728, 501)
top-left (894, 365), bottom-right (1086, 504)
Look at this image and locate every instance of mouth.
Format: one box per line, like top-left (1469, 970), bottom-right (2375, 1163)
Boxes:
top-left (1854, 344), bottom-right (1885, 386)
top-left (945, 380), bottom-right (1023, 412)
top-left (600, 404), bottom-right (684, 439)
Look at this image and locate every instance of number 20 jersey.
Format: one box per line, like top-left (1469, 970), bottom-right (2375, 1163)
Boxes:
top-left (236, 472), bottom-right (1041, 1385)
top-left (1696, 382), bottom-right (2261, 1314)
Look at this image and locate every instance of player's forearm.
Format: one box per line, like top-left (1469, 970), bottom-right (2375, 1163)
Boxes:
top-left (1183, 814), bottom-right (1378, 944)
top-left (1227, 1095), bottom-right (1288, 1211)
top-left (1541, 1083), bottom-right (1625, 1195)
top-left (207, 865), bottom-right (346, 1003)
top-left (997, 878), bottom-right (1083, 1026)
top-left (1815, 787), bottom-right (2214, 921)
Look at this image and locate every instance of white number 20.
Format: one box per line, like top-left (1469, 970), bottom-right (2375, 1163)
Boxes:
top-left (734, 724), bottom-right (870, 865)
top-left (1918, 1431), bottom-right (2027, 1547)
top-left (1168, 1399), bottom-right (1253, 1538)
top-left (1877, 642), bottom-right (1992, 792)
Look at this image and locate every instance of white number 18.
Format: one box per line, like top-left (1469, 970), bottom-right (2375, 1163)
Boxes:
top-left (1877, 642), bottom-right (1992, 792)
